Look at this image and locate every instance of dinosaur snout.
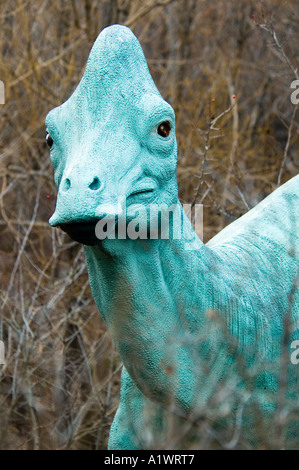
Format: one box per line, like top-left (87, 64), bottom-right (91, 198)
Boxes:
top-left (60, 175), bottom-right (102, 193)
top-left (48, 167), bottom-right (111, 229)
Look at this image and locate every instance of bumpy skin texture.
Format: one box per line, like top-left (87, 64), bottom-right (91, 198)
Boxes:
top-left (46, 25), bottom-right (299, 449)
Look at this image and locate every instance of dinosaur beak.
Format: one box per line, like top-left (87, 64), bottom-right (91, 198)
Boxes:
top-left (49, 191), bottom-right (125, 245)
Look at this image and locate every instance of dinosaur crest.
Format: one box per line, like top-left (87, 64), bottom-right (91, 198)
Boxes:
top-left (83, 25), bottom-right (161, 103)
top-left (50, 25), bottom-right (161, 122)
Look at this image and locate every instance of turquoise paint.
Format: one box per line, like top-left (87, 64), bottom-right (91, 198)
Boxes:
top-left (46, 25), bottom-right (299, 449)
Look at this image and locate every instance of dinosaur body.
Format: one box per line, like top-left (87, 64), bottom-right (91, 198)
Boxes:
top-left (46, 25), bottom-right (299, 449)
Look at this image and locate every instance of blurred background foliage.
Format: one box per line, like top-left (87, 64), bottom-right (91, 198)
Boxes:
top-left (0, 0), bottom-right (298, 449)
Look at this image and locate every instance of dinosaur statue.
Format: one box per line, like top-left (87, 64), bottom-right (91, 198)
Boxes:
top-left (45, 25), bottom-right (299, 449)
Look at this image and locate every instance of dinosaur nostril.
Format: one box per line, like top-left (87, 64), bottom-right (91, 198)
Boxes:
top-left (62, 178), bottom-right (71, 191)
top-left (89, 177), bottom-right (101, 191)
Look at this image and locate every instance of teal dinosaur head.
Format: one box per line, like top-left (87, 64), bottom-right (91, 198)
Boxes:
top-left (46, 25), bottom-right (178, 244)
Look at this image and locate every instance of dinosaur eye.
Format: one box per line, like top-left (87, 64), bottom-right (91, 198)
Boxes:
top-left (157, 121), bottom-right (171, 138)
top-left (45, 133), bottom-right (54, 149)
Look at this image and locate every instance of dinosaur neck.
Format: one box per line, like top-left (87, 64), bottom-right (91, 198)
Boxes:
top-left (84, 202), bottom-right (224, 410)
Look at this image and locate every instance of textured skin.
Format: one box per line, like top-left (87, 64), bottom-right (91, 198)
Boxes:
top-left (46, 25), bottom-right (299, 449)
